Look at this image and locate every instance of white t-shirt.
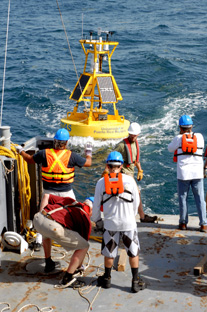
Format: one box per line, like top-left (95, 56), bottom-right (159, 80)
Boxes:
top-left (92, 173), bottom-right (140, 231)
top-left (168, 132), bottom-right (204, 180)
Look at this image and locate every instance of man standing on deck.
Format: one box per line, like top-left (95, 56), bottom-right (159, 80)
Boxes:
top-left (15, 128), bottom-right (92, 249)
top-left (168, 115), bottom-right (207, 231)
top-left (115, 122), bottom-right (157, 223)
top-left (92, 151), bottom-right (146, 293)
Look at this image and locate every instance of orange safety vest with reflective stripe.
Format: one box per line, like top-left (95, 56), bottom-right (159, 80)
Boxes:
top-left (123, 138), bottom-right (139, 166)
top-left (42, 149), bottom-right (74, 184)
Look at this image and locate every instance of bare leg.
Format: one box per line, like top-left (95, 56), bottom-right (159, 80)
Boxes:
top-left (66, 247), bottom-right (89, 274)
top-left (40, 193), bottom-right (50, 211)
top-left (42, 237), bottom-right (52, 258)
top-left (129, 255), bottom-right (139, 268)
top-left (104, 257), bottom-right (114, 268)
top-left (138, 190), bottom-right (145, 219)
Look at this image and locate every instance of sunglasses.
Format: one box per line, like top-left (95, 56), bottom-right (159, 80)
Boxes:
top-left (108, 164), bottom-right (121, 169)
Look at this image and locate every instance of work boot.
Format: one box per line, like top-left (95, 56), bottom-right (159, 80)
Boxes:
top-left (97, 275), bottom-right (111, 289)
top-left (140, 214), bottom-right (157, 223)
top-left (33, 242), bottom-right (42, 252)
top-left (200, 225), bottom-right (207, 233)
top-left (73, 265), bottom-right (86, 277)
top-left (44, 260), bottom-right (61, 273)
top-left (59, 272), bottom-right (77, 288)
top-left (179, 223), bottom-right (187, 230)
top-left (131, 276), bottom-right (146, 293)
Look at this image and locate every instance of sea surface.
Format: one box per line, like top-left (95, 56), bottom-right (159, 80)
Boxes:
top-left (1, 0), bottom-right (207, 216)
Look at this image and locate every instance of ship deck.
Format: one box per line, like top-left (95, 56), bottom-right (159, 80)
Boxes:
top-left (1, 214), bottom-right (207, 312)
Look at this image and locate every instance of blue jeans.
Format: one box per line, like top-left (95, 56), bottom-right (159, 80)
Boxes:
top-left (177, 179), bottom-right (207, 226)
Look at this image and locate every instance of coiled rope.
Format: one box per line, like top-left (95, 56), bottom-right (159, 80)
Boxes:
top-left (0, 144), bottom-right (31, 232)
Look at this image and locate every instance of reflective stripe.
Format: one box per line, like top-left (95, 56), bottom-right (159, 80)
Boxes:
top-left (42, 149), bottom-right (74, 184)
top-left (49, 149), bottom-right (68, 173)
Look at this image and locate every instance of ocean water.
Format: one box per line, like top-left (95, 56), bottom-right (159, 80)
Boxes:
top-left (1, 0), bottom-right (207, 216)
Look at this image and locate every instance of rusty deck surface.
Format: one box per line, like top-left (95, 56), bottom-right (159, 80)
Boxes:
top-left (1, 214), bottom-right (207, 312)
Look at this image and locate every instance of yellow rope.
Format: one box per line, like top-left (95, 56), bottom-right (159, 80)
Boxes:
top-left (89, 236), bottom-right (102, 243)
top-left (0, 144), bottom-right (31, 232)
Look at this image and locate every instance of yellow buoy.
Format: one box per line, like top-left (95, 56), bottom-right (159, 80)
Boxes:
top-left (60, 30), bottom-right (130, 139)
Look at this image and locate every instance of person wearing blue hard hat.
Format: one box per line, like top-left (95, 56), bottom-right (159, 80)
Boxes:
top-left (15, 128), bottom-right (93, 250)
top-left (92, 151), bottom-right (146, 293)
top-left (168, 115), bottom-right (207, 232)
top-left (178, 115), bottom-right (193, 128)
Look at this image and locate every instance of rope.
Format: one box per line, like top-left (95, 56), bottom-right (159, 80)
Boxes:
top-left (76, 263), bottom-right (105, 312)
top-left (0, 144), bottom-right (31, 232)
top-left (0, 302), bottom-right (10, 312)
top-left (55, 0), bottom-right (87, 109)
top-left (0, 0), bottom-right (11, 127)
top-left (0, 302), bottom-right (53, 312)
top-left (89, 235), bottom-right (102, 243)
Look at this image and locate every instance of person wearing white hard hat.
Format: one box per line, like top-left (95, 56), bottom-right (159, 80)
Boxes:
top-left (115, 122), bottom-right (157, 223)
top-left (15, 128), bottom-right (93, 250)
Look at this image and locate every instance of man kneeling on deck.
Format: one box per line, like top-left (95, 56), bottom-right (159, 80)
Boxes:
top-left (92, 151), bottom-right (146, 293)
top-left (33, 194), bottom-right (93, 287)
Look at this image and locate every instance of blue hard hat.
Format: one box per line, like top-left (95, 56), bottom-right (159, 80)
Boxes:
top-left (85, 196), bottom-right (94, 202)
top-left (179, 115), bottom-right (193, 127)
top-left (106, 151), bottom-right (124, 164)
top-left (54, 128), bottom-right (70, 141)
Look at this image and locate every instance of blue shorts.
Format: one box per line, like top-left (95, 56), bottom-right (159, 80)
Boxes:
top-left (101, 228), bottom-right (140, 258)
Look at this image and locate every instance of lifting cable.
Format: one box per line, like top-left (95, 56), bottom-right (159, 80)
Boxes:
top-left (55, 0), bottom-right (87, 109)
top-left (0, 0), bottom-right (11, 127)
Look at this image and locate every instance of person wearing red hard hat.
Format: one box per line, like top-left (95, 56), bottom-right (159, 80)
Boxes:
top-left (168, 115), bottom-right (207, 232)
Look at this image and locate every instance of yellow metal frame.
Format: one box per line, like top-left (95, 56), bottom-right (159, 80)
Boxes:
top-left (69, 38), bottom-right (123, 112)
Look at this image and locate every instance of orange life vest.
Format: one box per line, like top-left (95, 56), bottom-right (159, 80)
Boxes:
top-left (123, 138), bottom-right (139, 167)
top-left (104, 172), bottom-right (124, 195)
top-left (42, 149), bottom-right (74, 184)
top-left (102, 173), bottom-right (133, 205)
top-left (173, 133), bottom-right (199, 162)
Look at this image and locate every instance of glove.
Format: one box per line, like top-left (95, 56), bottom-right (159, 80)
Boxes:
top-left (15, 145), bottom-right (24, 154)
top-left (85, 141), bottom-right (92, 157)
top-left (137, 170), bottom-right (143, 181)
top-left (204, 168), bottom-right (207, 178)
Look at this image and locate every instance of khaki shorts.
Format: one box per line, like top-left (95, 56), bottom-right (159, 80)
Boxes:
top-left (33, 212), bottom-right (89, 251)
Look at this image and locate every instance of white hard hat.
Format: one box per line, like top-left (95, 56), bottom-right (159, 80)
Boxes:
top-left (128, 122), bottom-right (141, 135)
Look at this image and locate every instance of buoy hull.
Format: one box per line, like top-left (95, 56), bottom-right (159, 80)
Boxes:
top-left (60, 118), bottom-right (130, 139)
